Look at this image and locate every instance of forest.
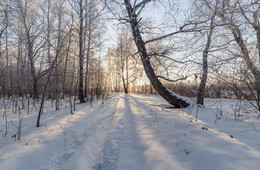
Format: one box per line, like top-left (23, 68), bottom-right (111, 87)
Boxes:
top-left (1, 0), bottom-right (260, 169)
top-left (1, 0), bottom-right (260, 112)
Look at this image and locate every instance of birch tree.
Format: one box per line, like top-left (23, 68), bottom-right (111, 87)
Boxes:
top-left (16, 0), bottom-right (46, 99)
top-left (68, 0), bottom-right (104, 102)
top-left (196, 0), bottom-right (220, 105)
top-left (37, 0), bottom-right (73, 127)
top-left (217, 0), bottom-right (260, 110)
top-left (68, 0), bottom-right (86, 103)
top-left (122, 0), bottom-right (189, 107)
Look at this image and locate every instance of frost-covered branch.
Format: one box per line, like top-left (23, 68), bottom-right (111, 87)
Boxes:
top-left (144, 28), bottom-right (209, 44)
top-left (157, 75), bottom-right (187, 82)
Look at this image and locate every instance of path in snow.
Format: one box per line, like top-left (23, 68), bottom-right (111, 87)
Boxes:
top-left (1, 93), bottom-right (260, 170)
top-left (62, 93), bottom-right (260, 170)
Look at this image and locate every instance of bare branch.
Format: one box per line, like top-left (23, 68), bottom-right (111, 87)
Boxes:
top-left (157, 75), bottom-right (187, 82)
top-left (144, 28), bottom-right (209, 44)
top-left (134, 0), bottom-right (152, 10)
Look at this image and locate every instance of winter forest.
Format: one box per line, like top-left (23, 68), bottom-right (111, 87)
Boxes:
top-left (1, 0), bottom-right (260, 169)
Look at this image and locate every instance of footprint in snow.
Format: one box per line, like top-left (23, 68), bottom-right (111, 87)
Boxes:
top-left (201, 127), bottom-right (208, 130)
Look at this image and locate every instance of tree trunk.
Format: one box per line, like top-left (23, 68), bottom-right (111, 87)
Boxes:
top-left (122, 75), bottom-right (128, 93)
top-left (124, 0), bottom-right (189, 108)
top-left (62, 35), bottom-right (70, 98)
top-left (197, 0), bottom-right (218, 105)
top-left (126, 51), bottom-right (129, 92)
top-left (5, 29), bottom-right (10, 98)
top-left (78, 0), bottom-right (86, 103)
top-left (29, 56), bottom-right (38, 99)
top-left (84, 23), bottom-right (91, 99)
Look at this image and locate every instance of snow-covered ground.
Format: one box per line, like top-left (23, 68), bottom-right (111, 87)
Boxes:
top-left (0, 93), bottom-right (260, 170)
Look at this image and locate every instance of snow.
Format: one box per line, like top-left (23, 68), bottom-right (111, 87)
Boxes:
top-left (1, 93), bottom-right (260, 170)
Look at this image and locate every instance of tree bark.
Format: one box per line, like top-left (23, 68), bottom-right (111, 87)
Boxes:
top-left (197, 0), bottom-right (219, 105)
top-left (124, 0), bottom-right (189, 108)
top-left (84, 22), bottom-right (91, 99)
top-left (78, 0), bottom-right (86, 103)
top-left (5, 29), bottom-right (10, 98)
top-left (122, 75), bottom-right (128, 93)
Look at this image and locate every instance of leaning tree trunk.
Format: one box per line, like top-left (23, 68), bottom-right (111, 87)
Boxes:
top-left (124, 0), bottom-right (189, 108)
